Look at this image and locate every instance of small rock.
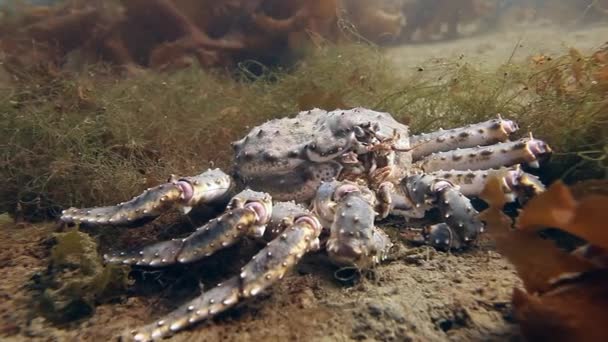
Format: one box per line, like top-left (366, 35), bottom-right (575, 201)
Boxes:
top-left (368, 302), bottom-right (383, 317)
top-left (385, 305), bottom-right (406, 324)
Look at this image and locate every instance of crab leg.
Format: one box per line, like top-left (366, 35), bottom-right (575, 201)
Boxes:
top-left (125, 208), bottom-right (322, 341)
top-left (104, 190), bottom-right (272, 267)
top-left (414, 136), bottom-right (552, 173)
top-left (314, 181), bottom-right (393, 269)
top-left (402, 174), bottom-right (484, 249)
top-left (429, 165), bottom-right (545, 200)
top-left (411, 116), bottom-right (519, 161)
top-left (60, 169), bottom-right (232, 226)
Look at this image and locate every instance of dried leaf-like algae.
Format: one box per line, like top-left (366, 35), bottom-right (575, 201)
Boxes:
top-left (480, 176), bottom-right (608, 341)
top-left (512, 271), bottom-right (608, 342)
top-left (479, 177), bottom-right (595, 294)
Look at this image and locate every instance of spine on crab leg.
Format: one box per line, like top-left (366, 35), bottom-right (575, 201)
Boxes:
top-left (414, 136), bottom-right (552, 173)
top-left (60, 169), bottom-right (232, 226)
top-left (429, 165), bottom-right (545, 200)
top-left (403, 174), bottom-right (484, 250)
top-left (410, 116), bottom-right (519, 161)
top-left (105, 189), bottom-right (272, 267)
top-left (126, 213), bottom-right (322, 342)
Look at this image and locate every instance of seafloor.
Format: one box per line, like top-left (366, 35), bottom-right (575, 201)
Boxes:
top-left (1, 24), bottom-right (607, 341)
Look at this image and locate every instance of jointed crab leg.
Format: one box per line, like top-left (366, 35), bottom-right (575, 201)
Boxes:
top-left (403, 174), bottom-right (484, 249)
top-left (60, 169), bottom-right (232, 226)
top-left (104, 190), bottom-right (272, 267)
top-left (410, 116), bottom-right (519, 161)
top-left (414, 136), bottom-right (552, 173)
top-left (429, 165), bottom-right (545, 200)
top-left (314, 181), bottom-right (393, 269)
top-left (126, 204), bottom-right (322, 341)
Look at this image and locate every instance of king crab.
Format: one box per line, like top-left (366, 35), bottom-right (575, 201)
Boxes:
top-left (60, 107), bottom-right (551, 341)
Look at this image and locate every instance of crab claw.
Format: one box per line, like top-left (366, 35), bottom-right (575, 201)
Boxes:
top-left (316, 181), bottom-right (393, 269)
top-left (503, 165), bottom-right (546, 204)
top-left (403, 174), bottom-right (484, 250)
top-left (60, 169), bottom-right (232, 226)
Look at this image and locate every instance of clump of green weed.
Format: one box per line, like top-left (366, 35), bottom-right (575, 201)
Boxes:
top-left (1, 43), bottom-right (606, 220)
top-left (35, 229), bottom-right (130, 324)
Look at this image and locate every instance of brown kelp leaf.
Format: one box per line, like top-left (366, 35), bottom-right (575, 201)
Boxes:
top-left (478, 172), bottom-right (509, 209)
top-left (512, 271), bottom-right (608, 342)
top-left (480, 176), bottom-right (595, 293)
top-left (516, 181), bottom-right (576, 232)
top-left (517, 181), bottom-right (608, 250)
top-left (565, 195), bottom-right (608, 250)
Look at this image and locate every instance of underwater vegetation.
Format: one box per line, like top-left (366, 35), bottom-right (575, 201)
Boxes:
top-left (480, 174), bottom-right (608, 341)
top-left (33, 229), bottom-right (130, 324)
top-left (1, 42), bottom-right (606, 221)
top-left (0, 1), bottom-right (606, 339)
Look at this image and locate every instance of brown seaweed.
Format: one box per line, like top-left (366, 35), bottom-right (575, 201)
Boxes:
top-left (480, 175), bottom-right (608, 341)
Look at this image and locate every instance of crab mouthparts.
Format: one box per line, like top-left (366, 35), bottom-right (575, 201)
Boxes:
top-left (177, 180), bottom-right (194, 203)
top-left (244, 201), bottom-right (268, 224)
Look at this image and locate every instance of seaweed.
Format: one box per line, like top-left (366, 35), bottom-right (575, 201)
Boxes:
top-left (34, 229), bottom-right (131, 324)
top-left (1, 40), bottom-right (607, 220)
top-left (479, 174), bottom-right (608, 341)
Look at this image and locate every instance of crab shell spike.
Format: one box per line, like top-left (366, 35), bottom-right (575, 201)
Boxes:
top-left (414, 137), bottom-right (552, 173)
top-left (410, 117), bottom-right (520, 161)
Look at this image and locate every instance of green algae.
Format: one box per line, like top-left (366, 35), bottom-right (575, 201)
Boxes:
top-left (36, 229), bottom-right (130, 324)
top-left (0, 43), bottom-right (606, 220)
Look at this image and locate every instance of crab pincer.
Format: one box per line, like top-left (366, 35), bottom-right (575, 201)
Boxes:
top-left (315, 181), bottom-right (393, 269)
